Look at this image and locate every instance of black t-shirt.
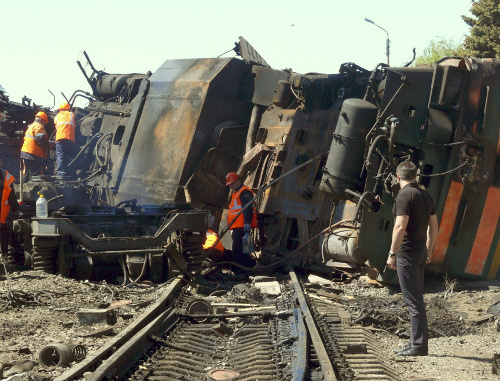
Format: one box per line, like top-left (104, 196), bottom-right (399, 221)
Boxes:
top-left (392, 182), bottom-right (435, 244)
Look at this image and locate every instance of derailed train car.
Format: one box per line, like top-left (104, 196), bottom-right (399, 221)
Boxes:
top-left (3, 38), bottom-right (500, 283)
top-left (4, 38), bottom-right (373, 283)
top-left (318, 57), bottom-right (500, 282)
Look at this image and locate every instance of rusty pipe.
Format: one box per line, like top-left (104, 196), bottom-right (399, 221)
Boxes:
top-left (245, 105), bottom-right (262, 153)
top-left (179, 310), bottom-right (292, 320)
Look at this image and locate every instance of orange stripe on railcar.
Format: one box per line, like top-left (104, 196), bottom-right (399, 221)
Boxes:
top-left (465, 187), bottom-right (500, 275)
top-left (487, 239), bottom-right (500, 279)
top-left (431, 181), bottom-right (464, 265)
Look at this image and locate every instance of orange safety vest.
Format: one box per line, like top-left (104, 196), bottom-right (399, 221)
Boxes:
top-left (1, 169), bottom-right (15, 224)
top-left (54, 110), bottom-right (76, 142)
top-left (227, 185), bottom-right (257, 229)
top-left (21, 122), bottom-right (48, 159)
top-left (203, 230), bottom-right (224, 252)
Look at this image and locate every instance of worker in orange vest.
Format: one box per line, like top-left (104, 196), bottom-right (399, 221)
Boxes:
top-left (20, 111), bottom-right (51, 182)
top-left (203, 229), bottom-right (225, 261)
top-left (226, 172), bottom-right (257, 268)
top-left (0, 157), bottom-right (19, 261)
top-left (54, 102), bottom-right (76, 176)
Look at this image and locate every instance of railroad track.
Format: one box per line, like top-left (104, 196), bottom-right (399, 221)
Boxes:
top-left (56, 272), bottom-right (399, 381)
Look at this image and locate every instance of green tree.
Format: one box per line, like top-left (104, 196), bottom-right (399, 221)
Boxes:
top-left (462, 0), bottom-right (500, 58)
top-left (414, 37), bottom-right (467, 66)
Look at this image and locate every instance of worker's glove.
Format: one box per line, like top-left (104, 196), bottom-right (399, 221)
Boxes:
top-left (244, 224), bottom-right (251, 234)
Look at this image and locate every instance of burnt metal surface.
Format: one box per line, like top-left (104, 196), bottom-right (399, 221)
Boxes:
top-left (116, 58), bottom-right (253, 206)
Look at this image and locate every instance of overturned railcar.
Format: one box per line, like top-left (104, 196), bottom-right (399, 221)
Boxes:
top-left (5, 38), bottom-right (373, 283)
top-left (4, 38), bottom-right (500, 283)
top-left (319, 58), bottom-right (500, 282)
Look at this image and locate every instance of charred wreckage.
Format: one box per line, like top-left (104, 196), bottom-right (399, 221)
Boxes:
top-left (1, 37), bottom-right (500, 285)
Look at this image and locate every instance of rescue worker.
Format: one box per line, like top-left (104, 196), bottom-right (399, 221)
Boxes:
top-left (20, 111), bottom-right (50, 182)
top-left (54, 102), bottom-right (76, 176)
top-left (0, 157), bottom-right (19, 261)
top-left (226, 172), bottom-right (257, 268)
top-left (203, 229), bottom-right (225, 261)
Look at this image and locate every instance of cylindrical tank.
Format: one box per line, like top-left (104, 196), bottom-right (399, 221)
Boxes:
top-left (320, 227), bottom-right (366, 265)
top-left (96, 74), bottom-right (131, 98)
top-left (319, 98), bottom-right (378, 199)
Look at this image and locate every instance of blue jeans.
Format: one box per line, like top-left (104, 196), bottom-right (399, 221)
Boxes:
top-left (55, 139), bottom-right (74, 176)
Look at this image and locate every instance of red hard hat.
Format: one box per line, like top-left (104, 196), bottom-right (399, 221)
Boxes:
top-left (226, 172), bottom-right (239, 186)
top-left (59, 102), bottom-right (71, 110)
top-left (35, 111), bottom-right (48, 124)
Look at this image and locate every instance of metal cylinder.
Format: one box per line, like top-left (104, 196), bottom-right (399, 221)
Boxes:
top-left (39, 344), bottom-right (73, 367)
top-left (38, 343), bottom-right (87, 367)
top-left (96, 74), bottom-right (130, 97)
top-left (320, 227), bottom-right (366, 265)
top-left (320, 99), bottom-right (378, 199)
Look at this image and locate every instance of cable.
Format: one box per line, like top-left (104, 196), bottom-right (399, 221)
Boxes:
top-left (417, 161), bottom-right (471, 177)
top-left (0, 256), bottom-right (56, 311)
top-left (213, 219), bottom-right (352, 271)
top-left (67, 133), bottom-right (103, 168)
top-left (217, 48), bottom-right (235, 58)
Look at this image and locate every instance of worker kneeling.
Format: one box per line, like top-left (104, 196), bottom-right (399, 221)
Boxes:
top-left (226, 172), bottom-right (257, 268)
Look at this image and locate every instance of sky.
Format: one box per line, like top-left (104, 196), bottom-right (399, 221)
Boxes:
top-left (1, 0), bottom-right (473, 109)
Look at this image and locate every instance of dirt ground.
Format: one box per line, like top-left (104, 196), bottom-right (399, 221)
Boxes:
top-left (0, 267), bottom-right (499, 380)
top-left (339, 273), bottom-right (500, 381)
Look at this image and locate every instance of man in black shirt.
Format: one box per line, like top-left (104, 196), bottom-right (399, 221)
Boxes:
top-left (386, 161), bottom-right (438, 356)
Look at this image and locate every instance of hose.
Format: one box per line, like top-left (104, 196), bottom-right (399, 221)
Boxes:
top-left (353, 191), bottom-right (374, 224)
top-left (365, 134), bottom-right (387, 169)
top-left (417, 161), bottom-right (471, 177)
top-left (0, 256), bottom-right (55, 311)
top-left (213, 219), bottom-right (352, 271)
top-left (67, 133), bottom-right (103, 168)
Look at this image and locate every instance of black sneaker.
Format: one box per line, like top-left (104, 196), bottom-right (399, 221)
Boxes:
top-left (397, 347), bottom-right (428, 356)
top-left (393, 345), bottom-right (411, 354)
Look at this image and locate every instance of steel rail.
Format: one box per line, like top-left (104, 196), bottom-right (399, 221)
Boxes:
top-left (292, 307), bottom-right (308, 381)
top-left (54, 276), bottom-right (185, 381)
top-left (289, 270), bottom-right (338, 380)
top-left (89, 309), bottom-right (179, 380)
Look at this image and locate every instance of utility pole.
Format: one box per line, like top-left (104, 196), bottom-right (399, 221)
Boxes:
top-left (365, 18), bottom-right (390, 66)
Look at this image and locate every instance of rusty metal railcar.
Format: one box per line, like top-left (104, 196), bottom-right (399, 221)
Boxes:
top-left (6, 39), bottom-right (373, 283)
top-left (318, 58), bottom-right (500, 282)
top-left (4, 38), bottom-right (500, 283)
